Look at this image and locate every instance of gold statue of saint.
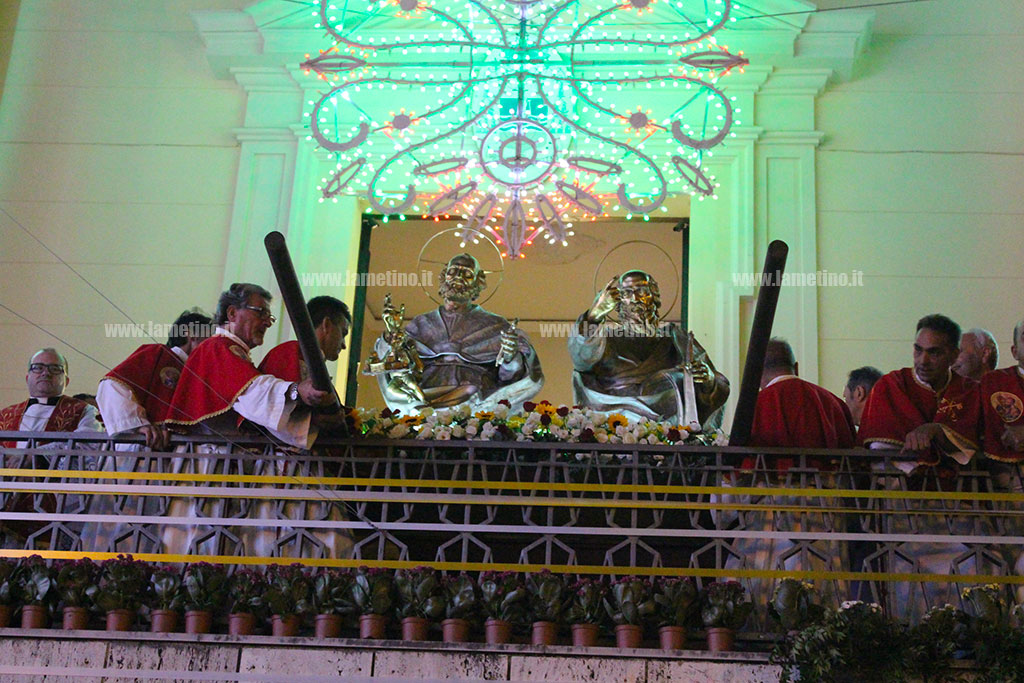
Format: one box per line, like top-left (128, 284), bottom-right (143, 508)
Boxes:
top-left (368, 253), bottom-right (543, 413)
top-left (569, 270), bottom-right (729, 429)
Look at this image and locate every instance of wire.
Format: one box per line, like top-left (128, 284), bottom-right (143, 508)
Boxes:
top-left (732, 0), bottom-right (934, 22)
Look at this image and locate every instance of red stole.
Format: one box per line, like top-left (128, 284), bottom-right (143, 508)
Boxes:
top-left (0, 396), bottom-right (88, 447)
top-left (746, 376), bottom-right (856, 471)
top-left (859, 367), bottom-right (980, 465)
top-left (165, 335), bottom-right (261, 425)
top-left (258, 340), bottom-right (307, 384)
top-left (104, 344), bottom-right (184, 424)
top-left (981, 366), bottom-right (1024, 463)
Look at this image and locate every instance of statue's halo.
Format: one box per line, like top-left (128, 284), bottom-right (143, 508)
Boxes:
top-left (593, 240), bottom-right (681, 324)
top-left (417, 227), bottom-right (505, 306)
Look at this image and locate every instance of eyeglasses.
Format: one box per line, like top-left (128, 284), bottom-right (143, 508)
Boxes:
top-left (28, 363), bottom-right (66, 375)
top-left (242, 305), bottom-right (276, 324)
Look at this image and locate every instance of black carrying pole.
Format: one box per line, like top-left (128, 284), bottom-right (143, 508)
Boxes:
top-left (728, 239), bottom-right (788, 447)
top-left (264, 231), bottom-right (342, 415)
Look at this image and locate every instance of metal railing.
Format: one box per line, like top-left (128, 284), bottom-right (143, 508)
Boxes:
top-left (2, 430), bottom-right (1023, 624)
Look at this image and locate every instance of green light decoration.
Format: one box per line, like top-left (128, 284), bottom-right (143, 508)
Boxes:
top-left (303, 0), bottom-right (748, 259)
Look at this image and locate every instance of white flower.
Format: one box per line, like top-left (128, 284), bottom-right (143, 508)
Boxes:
top-left (451, 425), bottom-right (465, 438)
top-left (388, 423), bottom-right (411, 439)
top-left (435, 428), bottom-right (451, 440)
top-left (465, 424), bottom-right (478, 437)
top-left (622, 432), bottom-right (637, 444)
top-left (595, 431), bottom-right (608, 443)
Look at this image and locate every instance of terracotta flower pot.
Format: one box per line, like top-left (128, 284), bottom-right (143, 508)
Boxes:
top-left (150, 609), bottom-right (178, 633)
top-left (0, 604), bottom-right (12, 628)
top-left (314, 613), bottom-right (342, 638)
top-left (106, 608), bottom-right (134, 632)
top-left (228, 612), bottom-right (256, 636)
top-left (184, 609), bottom-right (213, 634)
top-left (531, 620), bottom-right (558, 646)
top-left (484, 618), bottom-right (511, 645)
top-left (614, 623), bottom-right (643, 649)
top-left (571, 623), bottom-right (600, 647)
top-left (659, 625), bottom-right (686, 650)
top-left (359, 613), bottom-right (387, 639)
top-left (271, 613), bottom-right (301, 637)
top-left (21, 604), bottom-right (47, 629)
top-left (401, 616), bottom-right (430, 641)
top-left (442, 617), bottom-right (470, 643)
top-left (705, 626), bottom-right (735, 652)
top-left (63, 606), bottom-right (89, 630)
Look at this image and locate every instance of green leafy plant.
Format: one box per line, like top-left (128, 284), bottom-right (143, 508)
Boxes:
top-left (312, 568), bottom-right (356, 617)
top-left (55, 558), bottom-right (100, 609)
top-left (0, 558), bottom-right (15, 606)
top-left (182, 562), bottom-right (228, 613)
top-left (526, 569), bottom-right (570, 624)
top-left (906, 604), bottom-right (973, 683)
top-left (263, 563), bottom-right (314, 617)
top-left (147, 565), bottom-right (184, 612)
top-left (14, 555), bottom-right (56, 607)
top-left (395, 566), bottom-right (445, 620)
top-left (700, 581), bottom-right (752, 630)
top-left (653, 576), bottom-right (697, 628)
top-left (226, 568), bottom-right (266, 616)
top-left (604, 576), bottom-right (656, 627)
top-left (774, 601), bottom-right (909, 683)
top-left (90, 555), bottom-right (150, 612)
top-left (478, 571), bottom-right (528, 626)
top-left (964, 586), bottom-right (1024, 683)
top-left (443, 572), bottom-right (480, 621)
top-left (768, 579), bottom-right (824, 632)
top-left (350, 567), bottom-right (394, 616)
top-left (567, 577), bottom-right (608, 626)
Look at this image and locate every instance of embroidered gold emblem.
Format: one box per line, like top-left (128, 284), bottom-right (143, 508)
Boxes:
top-left (229, 345), bottom-right (250, 362)
top-left (991, 391), bottom-right (1023, 423)
top-left (159, 366), bottom-right (181, 389)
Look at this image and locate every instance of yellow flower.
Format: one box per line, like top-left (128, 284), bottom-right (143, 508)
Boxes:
top-left (400, 414), bottom-right (424, 426)
top-left (534, 402), bottom-right (557, 416)
top-left (606, 414), bottom-right (628, 430)
top-left (474, 411), bottom-right (495, 421)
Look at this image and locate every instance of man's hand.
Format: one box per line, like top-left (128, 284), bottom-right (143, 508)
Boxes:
top-left (138, 424), bottom-right (169, 451)
top-left (587, 277), bottom-right (619, 323)
top-left (902, 423), bottom-right (943, 453)
top-left (1001, 425), bottom-right (1024, 451)
top-left (297, 378), bottom-right (333, 407)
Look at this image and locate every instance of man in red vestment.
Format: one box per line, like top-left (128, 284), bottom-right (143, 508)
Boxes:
top-left (859, 314), bottom-right (980, 469)
top-left (259, 296), bottom-right (350, 383)
top-left (165, 283), bottom-right (332, 448)
top-left (843, 366), bottom-right (882, 428)
top-left (953, 328), bottom-right (999, 382)
top-left (96, 309), bottom-right (211, 450)
top-left (980, 320), bottom-right (1024, 463)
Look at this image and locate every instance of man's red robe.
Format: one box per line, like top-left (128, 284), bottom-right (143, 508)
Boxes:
top-left (104, 344), bottom-right (184, 424)
top-left (980, 366), bottom-right (1024, 463)
top-left (164, 335), bottom-right (261, 425)
top-left (746, 376), bottom-right (856, 470)
top-left (859, 367), bottom-right (980, 466)
top-left (0, 395), bottom-right (89, 447)
top-left (258, 340), bottom-right (306, 384)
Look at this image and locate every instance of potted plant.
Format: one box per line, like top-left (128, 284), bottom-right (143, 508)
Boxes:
top-left (351, 567), bottom-right (394, 639)
top-left (699, 581), bottom-right (752, 652)
top-left (773, 601), bottom-right (908, 683)
top-left (526, 570), bottom-right (569, 646)
top-left (146, 565), bottom-right (184, 633)
top-left (653, 576), bottom-right (697, 650)
top-left (441, 572), bottom-right (480, 643)
top-left (91, 555), bottom-right (149, 631)
top-left (182, 562), bottom-right (228, 634)
top-left (962, 584), bottom-right (1024, 681)
top-left (567, 577), bottom-right (608, 647)
top-left (311, 568), bottom-right (356, 638)
top-left (15, 555), bottom-right (55, 629)
top-left (0, 558), bottom-right (15, 627)
top-left (905, 604), bottom-right (972, 682)
top-left (263, 563), bottom-right (313, 637)
top-left (55, 558), bottom-right (99, 630)
top-left (226, 568), bottom-right (266, 636)
top-left (767, 578), bottom-right (823, 634)
top-left (395, 566), bottom-right (445, 640)
top-left (479, 570), bottom-right (528, 644)
top-left (604, 576), bottom-right (656, 649)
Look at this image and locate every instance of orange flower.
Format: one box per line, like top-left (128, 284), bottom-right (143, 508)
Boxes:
top-left (606, 414), bottom-right (628, 430)
top-left (474, 411), bottom-right (495, 421)
top-left (400, 414), bottom-right (424, 426)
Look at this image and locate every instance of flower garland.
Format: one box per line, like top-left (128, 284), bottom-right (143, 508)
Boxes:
top-left (351, 400), bottom-right (727, 446)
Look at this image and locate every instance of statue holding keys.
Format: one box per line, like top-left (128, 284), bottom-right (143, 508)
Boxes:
top-left (569, 269), bottom-right (729, 429)
top-left (367, 253), bottom-right (543, 413)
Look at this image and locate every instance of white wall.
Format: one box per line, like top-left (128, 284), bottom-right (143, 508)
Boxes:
top-left (0, 1), bottom-right (249, 407)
